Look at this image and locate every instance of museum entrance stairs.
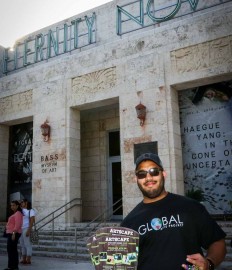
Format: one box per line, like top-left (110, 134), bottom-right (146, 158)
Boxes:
top-left (0, 198), bottom-right (123, 263)
top-left (0, 221), bottom-right (121, 262)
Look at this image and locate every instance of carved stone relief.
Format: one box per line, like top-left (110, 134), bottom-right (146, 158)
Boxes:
top-left (170, 36), bottom-right (232, 73)
top-left (72, 67), bottom-right (116, 98)
top-left (0, 90), bottom-right (32, 116)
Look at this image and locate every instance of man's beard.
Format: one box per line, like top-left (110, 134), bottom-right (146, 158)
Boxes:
top-left (137, 176), bottom-right (165, 199)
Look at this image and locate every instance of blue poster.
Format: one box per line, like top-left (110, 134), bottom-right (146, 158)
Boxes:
top-left (179, 81), bottom-right (232, 215)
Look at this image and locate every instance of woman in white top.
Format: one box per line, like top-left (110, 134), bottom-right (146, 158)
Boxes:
top-left (19, 199), bottom-right (35, 264)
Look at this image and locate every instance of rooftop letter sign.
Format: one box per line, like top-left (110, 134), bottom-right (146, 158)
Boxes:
top-left (116, 0), bottom-right (228, 35)
top-left (3, 13), bottom-right (96, 74)
top-left (1, 0), bottom-right (229, 74)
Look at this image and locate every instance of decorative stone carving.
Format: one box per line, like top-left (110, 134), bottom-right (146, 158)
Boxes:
top-left (170, 36), bottom-right (232, 73)
top-left (0, 90), bottom-right (32, 115)
top-left (72, 67), bottom-right (116, 97)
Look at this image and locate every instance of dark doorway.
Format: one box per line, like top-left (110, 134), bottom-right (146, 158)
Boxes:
top-left (108, 131), bottom-right (122, 219)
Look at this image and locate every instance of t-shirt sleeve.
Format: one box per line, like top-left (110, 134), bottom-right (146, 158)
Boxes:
top-left (30, 209), bottom-right (36, 217)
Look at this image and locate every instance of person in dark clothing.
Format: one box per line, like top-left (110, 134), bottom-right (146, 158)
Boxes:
top-left (121, 153), bottom-right (227, 270)
top-left (5, 200), bottom-right (23, 270)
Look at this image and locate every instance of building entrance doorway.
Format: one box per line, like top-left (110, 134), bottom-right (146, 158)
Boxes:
top-left (8, 122), bottom-right (33, 204)
top-left (108, 131), bottom-right (122, 220)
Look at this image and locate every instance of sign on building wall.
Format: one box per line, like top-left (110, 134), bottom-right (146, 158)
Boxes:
top-left (8, 122), bottom-right (33, 202)
top-left (2, 13), bottom-right (96, 74)
top-left (179, 81), bottom-right (232, 216)
top-left (2, 0), bottom-right (230, 74)
top-left (134, 142), bottom-right (158, 162)
top-left (116, 0), bottom-right (230, 35)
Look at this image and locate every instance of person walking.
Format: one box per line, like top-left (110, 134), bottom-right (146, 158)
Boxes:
top-left (19, 199), bottom-right (36, 264)
top-left (121, 153), bottom-right (227, 270)
top-left (5, 200), bottom-right (23, 270)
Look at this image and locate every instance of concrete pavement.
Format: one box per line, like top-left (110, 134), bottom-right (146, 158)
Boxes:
top-left (0, 254), bottom-right (95, 270)
top-left (1, 254), bottom-right (231, 270)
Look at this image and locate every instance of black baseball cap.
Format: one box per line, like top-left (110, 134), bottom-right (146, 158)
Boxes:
top-left (135, 153), bottom-right (163, 169)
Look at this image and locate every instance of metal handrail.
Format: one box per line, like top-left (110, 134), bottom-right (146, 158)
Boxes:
top-left (32, 196), bottom-right (122, 263)
top-left (79, 197), bottom-right (122, 231)
top-left (74, 197), bottom-right (123, 263)
top-left (35, 198), bottom-right (82, 242)
top-left (36, 198), bottom-right (82, 227)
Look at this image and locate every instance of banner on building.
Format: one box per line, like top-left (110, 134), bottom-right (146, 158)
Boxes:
top-left (179, 81), bottom-right (232, 215)
top-left (8, 122), bottom-right (33, 202)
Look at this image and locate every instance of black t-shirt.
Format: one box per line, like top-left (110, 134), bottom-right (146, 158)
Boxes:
top-left (121, 193), bottom-right (226, 270)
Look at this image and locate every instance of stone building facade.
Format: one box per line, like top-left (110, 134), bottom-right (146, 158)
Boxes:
top-left (0, 0), bottom-right (232, 225)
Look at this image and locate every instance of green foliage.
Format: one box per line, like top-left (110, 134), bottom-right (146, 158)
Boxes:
top-left (185, 188), bottom-right (205, 202)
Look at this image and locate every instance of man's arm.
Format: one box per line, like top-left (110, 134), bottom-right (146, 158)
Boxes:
top-left (182, 239), bottom-right (226, 270)
top-left (26, 215), bottom-right (35, 237)
top-left (206, 238), bottom-right (227, 267)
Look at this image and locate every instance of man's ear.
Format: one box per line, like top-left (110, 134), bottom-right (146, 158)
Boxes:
top-left (162, 170), bottom-right (167, 178)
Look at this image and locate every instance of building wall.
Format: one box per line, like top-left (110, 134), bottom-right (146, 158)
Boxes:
top-left (81, 104), bottom-right (119, 220)
top-left (0, 125), bottom-right (9, 220)
top-left (0, 0), bottom-right (231, 223)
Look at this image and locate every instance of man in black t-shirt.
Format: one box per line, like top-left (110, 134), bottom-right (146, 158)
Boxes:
top-left (121, 153), bottom-right (226, 270)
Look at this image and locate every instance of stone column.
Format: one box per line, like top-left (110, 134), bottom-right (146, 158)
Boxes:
top-left (66, 108), bottom-right (82, 223)
top-left (0, 124), bottom-right (9, 221)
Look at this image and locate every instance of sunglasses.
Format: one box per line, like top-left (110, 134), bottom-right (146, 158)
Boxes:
top-left (136, 168), bottom-right (163, 179)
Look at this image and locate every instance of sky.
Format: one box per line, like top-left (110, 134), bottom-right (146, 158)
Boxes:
top-left (0, 0), bottom-right (111, 48)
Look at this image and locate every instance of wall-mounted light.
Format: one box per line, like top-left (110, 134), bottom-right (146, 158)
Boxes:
top-left (40, 121), bottom-right (50, 142)
top-left (135, 103), bottom-right (146, 126)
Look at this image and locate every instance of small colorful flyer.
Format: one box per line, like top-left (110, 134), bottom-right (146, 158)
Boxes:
top-left (86, 227), bottom-right (139, 270)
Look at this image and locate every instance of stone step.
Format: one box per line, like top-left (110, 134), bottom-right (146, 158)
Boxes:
top-left (217, 261), bottom-right (232, 270)
top-left (36, 239), bottom-right (87, 247)
top-left (0, 241), bottom-right (90, 262)
top-left (0, 235), bottom-right (89, 253)
top-left (225, 240), bottom-right (232, 251)
top-left (0, 249), bottom-right (91, 262)
top-left (34, 244), bottom-right (88, 254)
top-left (217, 221), bottom-right (232, 235)
top-left (225, 253), bottom-right (232, 262)
top-left (36, 232), bottom-right (89, 239)
top-left (31, 250), bottom-right (91, 261)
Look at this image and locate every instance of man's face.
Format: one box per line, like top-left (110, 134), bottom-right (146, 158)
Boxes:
top-left (136, 160), bottom-right (166, 202)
